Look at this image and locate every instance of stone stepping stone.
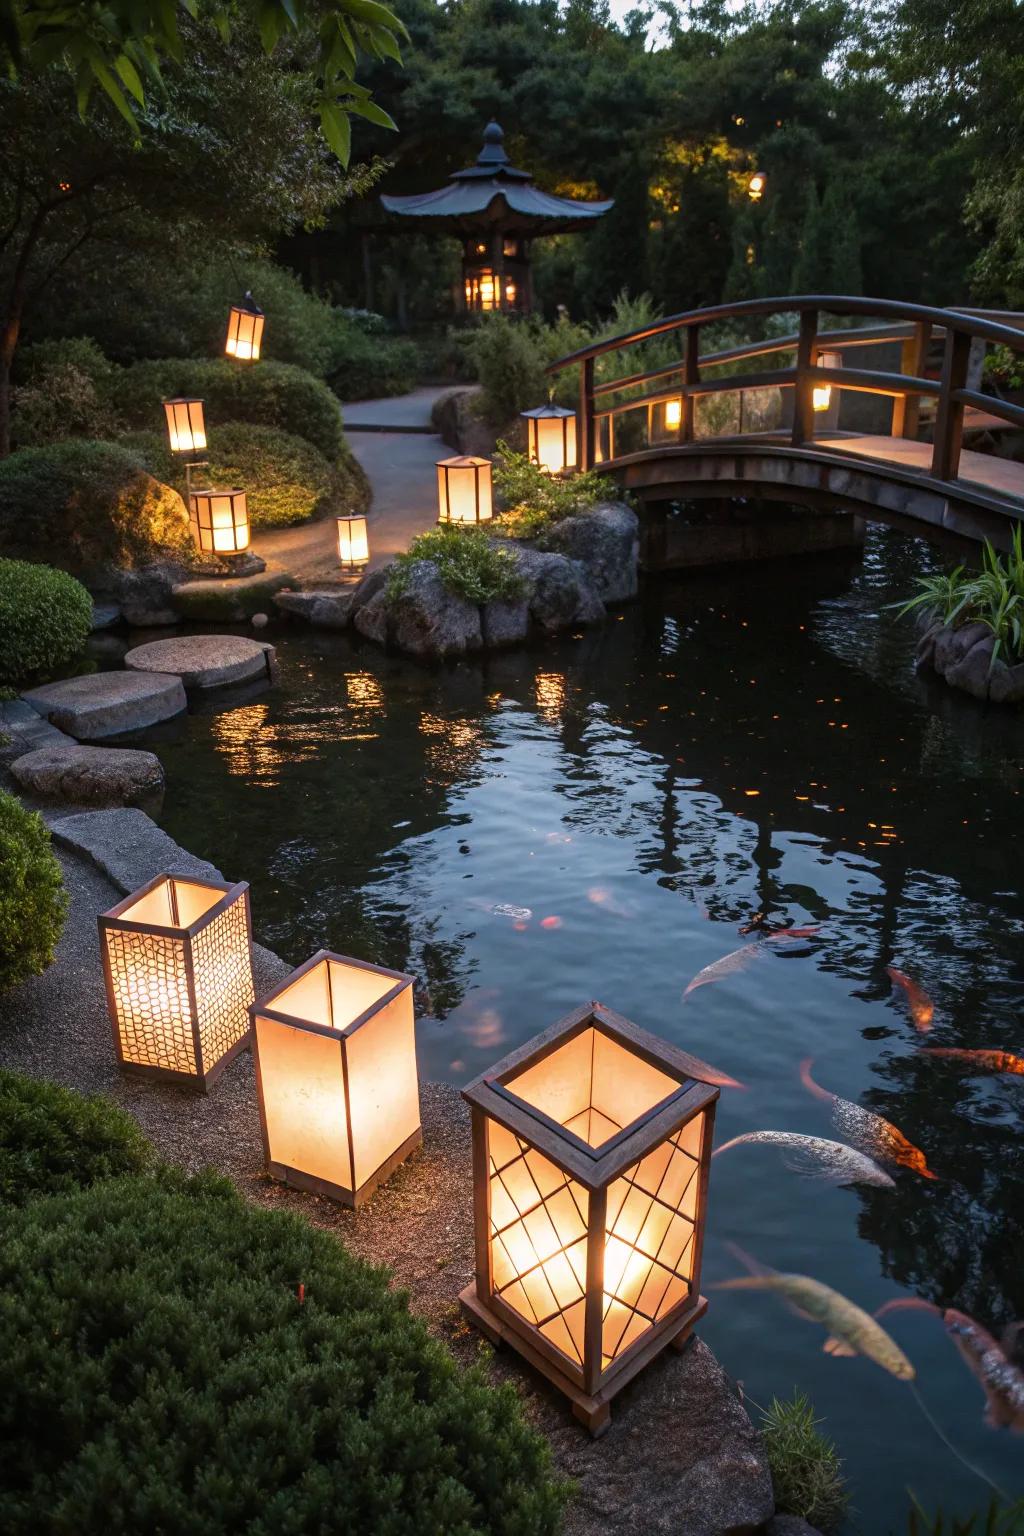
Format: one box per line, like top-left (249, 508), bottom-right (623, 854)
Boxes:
top-left (11, 744), bottom-right (164, 807)
top-left (124, 634), bottom-right (277, 690)
top-left (22, 671), bottom-right (186, 740)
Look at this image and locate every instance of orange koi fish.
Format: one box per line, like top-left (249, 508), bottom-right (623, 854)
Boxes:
top-left (675, 1048), bottom-right (747, 1091)
top-left (919, 1048), bottom-right (1024, 1076)
top-left (873, 1300), bottom-right (1024, 1433)
top-left (886, 965), bottom-right (934, 1032)
top-left (766, 925), bottom-right (823, 942)
top-left (799, 1058), bottom-right (937, 1179)
top-left (683, 943), bottom-right (763, 998)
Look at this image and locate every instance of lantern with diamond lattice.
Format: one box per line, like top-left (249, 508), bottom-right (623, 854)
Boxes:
top-left (460, 1002), bottom-right (718, 1435)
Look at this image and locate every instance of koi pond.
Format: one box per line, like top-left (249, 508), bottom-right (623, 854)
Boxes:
top-left (147, 524), bottom-right (1024, 1528)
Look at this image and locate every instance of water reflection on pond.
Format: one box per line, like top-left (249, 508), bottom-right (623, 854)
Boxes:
top-left (151, 525), bottom-right (1024, 1527)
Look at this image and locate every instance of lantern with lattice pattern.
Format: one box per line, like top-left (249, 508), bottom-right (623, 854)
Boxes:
top-left (99, 874), bottom-right (254, 1091)
top-left (460, 1002), bottom-right (718, 1435)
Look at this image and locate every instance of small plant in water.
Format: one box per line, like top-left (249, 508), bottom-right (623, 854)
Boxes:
top-left (760, 1389), bottom-right (849, 1533)
top-left (386, 525), bottom-right (525, 606)
top-left (896, 527), bottom-right (1024, 670)
top-left (492, 443), bottom-right (618, 539)
top-left (904, 1494), bottom-right (1024, 1535)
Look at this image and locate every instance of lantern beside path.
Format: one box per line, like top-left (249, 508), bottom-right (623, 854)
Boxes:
top-left (460, 1001), bottom-right (718, 1435)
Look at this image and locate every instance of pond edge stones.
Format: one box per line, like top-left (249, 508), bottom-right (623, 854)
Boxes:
top-left (21, 670), bottom-right (187, 740)
top-left (916, 617), bottom-right (1024, 704)
top-left (10, 744), bottom-right (164, 808)
top-left (124, 634), bottom-right (278, 690)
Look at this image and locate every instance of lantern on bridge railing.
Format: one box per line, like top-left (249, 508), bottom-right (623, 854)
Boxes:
top-left (522, 403), bottom-right (578, 475)
top-left (813, 351), bottom-right (843, 414)
top-left (647, 395), bottom-right (684, 445)
top-left (459, 1001), bottom-right (718, 1436)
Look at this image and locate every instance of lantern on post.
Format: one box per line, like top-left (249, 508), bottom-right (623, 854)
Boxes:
top-left (162, 397), bottom-right (208, 505)
top-left (813, 351), bottom-right (843, 415)
top-left (337, 514), bottom-right (370, 571)
top-left (98, 874), bottom-right (254, 1091)
top-left (189, 488), bottom-right (250, 555)
top-left (436, 455), bottom-right (493, 525)
top-left (521, 404), bottom-right (578, 475)
top-left (251, 951), bottom-right (421, 1207)
top-left (460, 1002), bottom-right (718, 1436)
top-left (225, 291), bottom-right (265, 362)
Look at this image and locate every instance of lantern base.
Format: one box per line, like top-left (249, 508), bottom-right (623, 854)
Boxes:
top-left (117, 1030), bottom-right (251, 1094)
top-left (265, 1125), bottom-right (423, 1209)
top-left (459, 1284), bottom-right (708, 1437)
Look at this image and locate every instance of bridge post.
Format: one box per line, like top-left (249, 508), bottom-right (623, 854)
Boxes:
top-left (893, 321), bottom-right (931, 439)
top-left (931, 326), bottom-right (971, 482)
top-left (682, 325), bottom-right (700, 443)
top-left (791, 309), bottom-right (818, 447)
top-left (579, 357), bottom-right (595, 470)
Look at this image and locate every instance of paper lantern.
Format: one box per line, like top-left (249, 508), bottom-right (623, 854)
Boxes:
top-left (436, 455), bottom-right (493, 524)
top-left (225, 292), bottom-right (265, 362)
top-left (337, 514), bottom-right (370, 570)
top-left (99, 874), bottom-right (254, 1091)
top-left (647, 396), bottom-right (684, 445)
top-left (521, 404), bottom-right (578, 475)
top-left (252, 951), bottom-right (421, 1207)
top-left (747, 171), bottom-right (767, 201)
top-left (162, 398), bottom-right (207, 455)
top-left (189, 488), bottom-right (250, 554)
top-left (460, 1002), bottom-right (718, 1435)
top-left (813, 351), bottom-right (843, 413)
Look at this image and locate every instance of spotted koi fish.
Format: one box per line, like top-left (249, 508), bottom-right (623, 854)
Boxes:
top-left (872, 1300), bottom-right (1024, 1433)
top-left (683, 943), bottom-right (763, 998)
top-left (919, 1048), bottom-right (1024, 1076)
top-left (886, 965), bottom-right (935, 1032)
top-left (712, 1131), bottom-right (895, 1187)
top-left (799, 1058), bottom-right (937, 1179)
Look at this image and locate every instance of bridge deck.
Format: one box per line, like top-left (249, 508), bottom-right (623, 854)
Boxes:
top-left (816, 434), bottom-right (1024, 506)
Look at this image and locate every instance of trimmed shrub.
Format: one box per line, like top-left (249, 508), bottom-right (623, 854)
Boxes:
top-left (387, 525), bottom-right (526, 606)
top-left (11, 337), bottom-right (118, 449)
top-left (0, 442), bottom-right (195, 576)
top-left (327, 320), bottom-right (419, 401)
top-left (0, 791), bottom-right (67, 992)
top-left (0, 1070), bottom-right (150, 1207)
top-left (0, 559), bottom-right (93, 684)
top-left (110, 358), bottom-right (345, 461)
top-left (0, 1169), bottom-right (568, 1534)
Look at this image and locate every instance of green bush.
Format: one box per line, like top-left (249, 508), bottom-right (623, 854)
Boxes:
top-left (761, 1390), bottom-right (849, 1534)
top-left (468, 316), bottom-right (550, 427)
top-left (898, 526), bottom-right (1024, 668)
top-left (388, 525), bottom-right (526, 606)
top-left (326, 320), bottom-right (419, 401)
top-left (0, 1169), bottom-right (568, 1534)
top-left (0, 559), bottom-right (93, 684)
top-left (493, 444), bottom-right (618, 539)
top-left (0, 1069), bottom-right (150, 1207)
top-left (0, 442), bottom-right (195, 576)
top-left (11, 337), bottom-right (117, 449)
top-left (123, 424), bottom-right (338, 529)
top-left (0, 791), bottom-right (67, 992)
top-left (110, 358), bottom-right (345, 461)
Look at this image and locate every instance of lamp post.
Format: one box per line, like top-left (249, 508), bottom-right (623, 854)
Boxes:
top-left (225, 292), bottom-right (265, 362)
top-left (460, 1002), bottom-right (718, 1436)
top-left (162, 397), bottom-right (208, 507)
top-left (521, 404), bottom-right (578, 475)
top-left (436, 455), bottom-right (493, 525)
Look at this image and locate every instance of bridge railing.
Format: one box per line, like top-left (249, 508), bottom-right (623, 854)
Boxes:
top-left (545, 296), bottom-right (1024, 489)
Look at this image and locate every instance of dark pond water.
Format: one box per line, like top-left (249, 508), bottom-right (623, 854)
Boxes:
top-left (143, 524), bottom-right (1024, 1529)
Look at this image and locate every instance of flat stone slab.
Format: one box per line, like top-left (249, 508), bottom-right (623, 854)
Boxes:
top-left (11, 744), bottom-right (164, 807)
top-left (0, 699), bottom-right (75, 760)
top-left (21, 671), bottom-right (186, 740)
top-left (124, 634), bottom-right (276, 690)
top-left (273, 589), bottom-right (355, 629)
top-left (50, 807), bottom-right (223, 888)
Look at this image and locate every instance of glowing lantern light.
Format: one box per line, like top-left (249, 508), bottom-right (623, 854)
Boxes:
top-left (460, 1002), bottom-right (718, 1435)
top-left (747, 171), bottom-right (767, 201)
top-left (252, 951), bottom-right (421, 1207)
top-left (648, 395), bottom-right (684, 444)
top-left (813, 350), bottom-right (843, 413)
top-left (162, 398), bottom-right (207, 455)
top-left (436, 455), bottom-right (493, 524)
top-left (665, 397), bottom-right (682, 429)
top-left (99, 874), bottom-right (254, 1091)
top-left (189, 488), bottom-right (250, 555)
top-left (337, 514), bottom-right (370, 570)
top-left (522, 404), bottom-right (578, 475)
top-left (225, 291), bottom-right (265, 362)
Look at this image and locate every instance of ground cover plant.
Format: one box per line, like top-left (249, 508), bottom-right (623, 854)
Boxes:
top-left (0, 791), bottom-right (67, 992)
top-left (0, 559), bottom-right (93, 684)
top-left (493, 446), bottom-right (617, 539)
top-left (898, 528), bottom-right (1024, 668)
top-left (387, 525), bottom-right (525, 606)
top-left (760, 1389), bottom-right (849, 1533)
top-left (0, 1070), bottom-right (151, 1207)
top-left (0, 1166), bottom-right (568, 1535)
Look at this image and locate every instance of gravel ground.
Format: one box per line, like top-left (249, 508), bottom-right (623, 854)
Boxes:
top-left (0, 842), bottom-right (772, 1536)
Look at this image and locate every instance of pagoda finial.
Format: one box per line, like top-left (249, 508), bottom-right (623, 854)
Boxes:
top-left (477, 119), bottom-right (509, 168)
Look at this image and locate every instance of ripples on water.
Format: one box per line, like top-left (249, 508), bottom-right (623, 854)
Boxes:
top-left (151, 526), bottom-right (1024, 1528)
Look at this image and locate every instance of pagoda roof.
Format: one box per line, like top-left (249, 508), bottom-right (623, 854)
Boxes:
top-left (380, 121), bottom-right (613, 235)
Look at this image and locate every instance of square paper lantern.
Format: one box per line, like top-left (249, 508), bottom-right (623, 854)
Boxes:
top-left (99, 874), bottom-right (254, 1091)
top-left (337, 513), bottom-right (369, 570)
top-left (225, 292), bottom-right (265, 361)
top-left (162, 397), bottom-right (207, 455)
top-left (461, 1002), bottom-right (718, 1435)
top-left (436, 455), bottom-right (493, 525)
top-left (522, 404), bottom-right (578, 475)
top-left (189, 488), bottom-right (250, 554)
top-left (251, 952), bottom-right (421, 1207)
top-left (813, 350), bottom-right (843, 413)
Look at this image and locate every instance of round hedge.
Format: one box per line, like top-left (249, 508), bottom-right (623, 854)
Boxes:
top-left (0, 791), bottom-right (67, 992)
top-left (0, 442), bottom-right (195, 577)
top-left (0, 1170), bottom-right (567, 1535)
top-left (0, 1069), bottom-right (150, 1207)
top-left (0, 559), bottom-right (93, 684)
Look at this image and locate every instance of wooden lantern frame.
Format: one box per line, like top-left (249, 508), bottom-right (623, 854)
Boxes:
top-left (98, 873), bottom-right (254, 1092)
top-left (521, 403), bottom-right (578, 475)
top-left (162, 397), bottom-right (207, 455)
top-left (189, 487), bottom-right (250, 554)
top-left (336, 513), bottom-right (370, 570)
top-left (251, 950), bottom-right (422, 1208)
top-left (436, 455), bottom-right (493, 525)
top-left (225, 291), bottom-right (265, 362)
top-left (461, 1001), bottom-right (718, 1436)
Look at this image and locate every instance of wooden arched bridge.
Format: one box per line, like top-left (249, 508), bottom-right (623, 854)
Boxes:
top-left (547, 296), bottom-right (1024, 556)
